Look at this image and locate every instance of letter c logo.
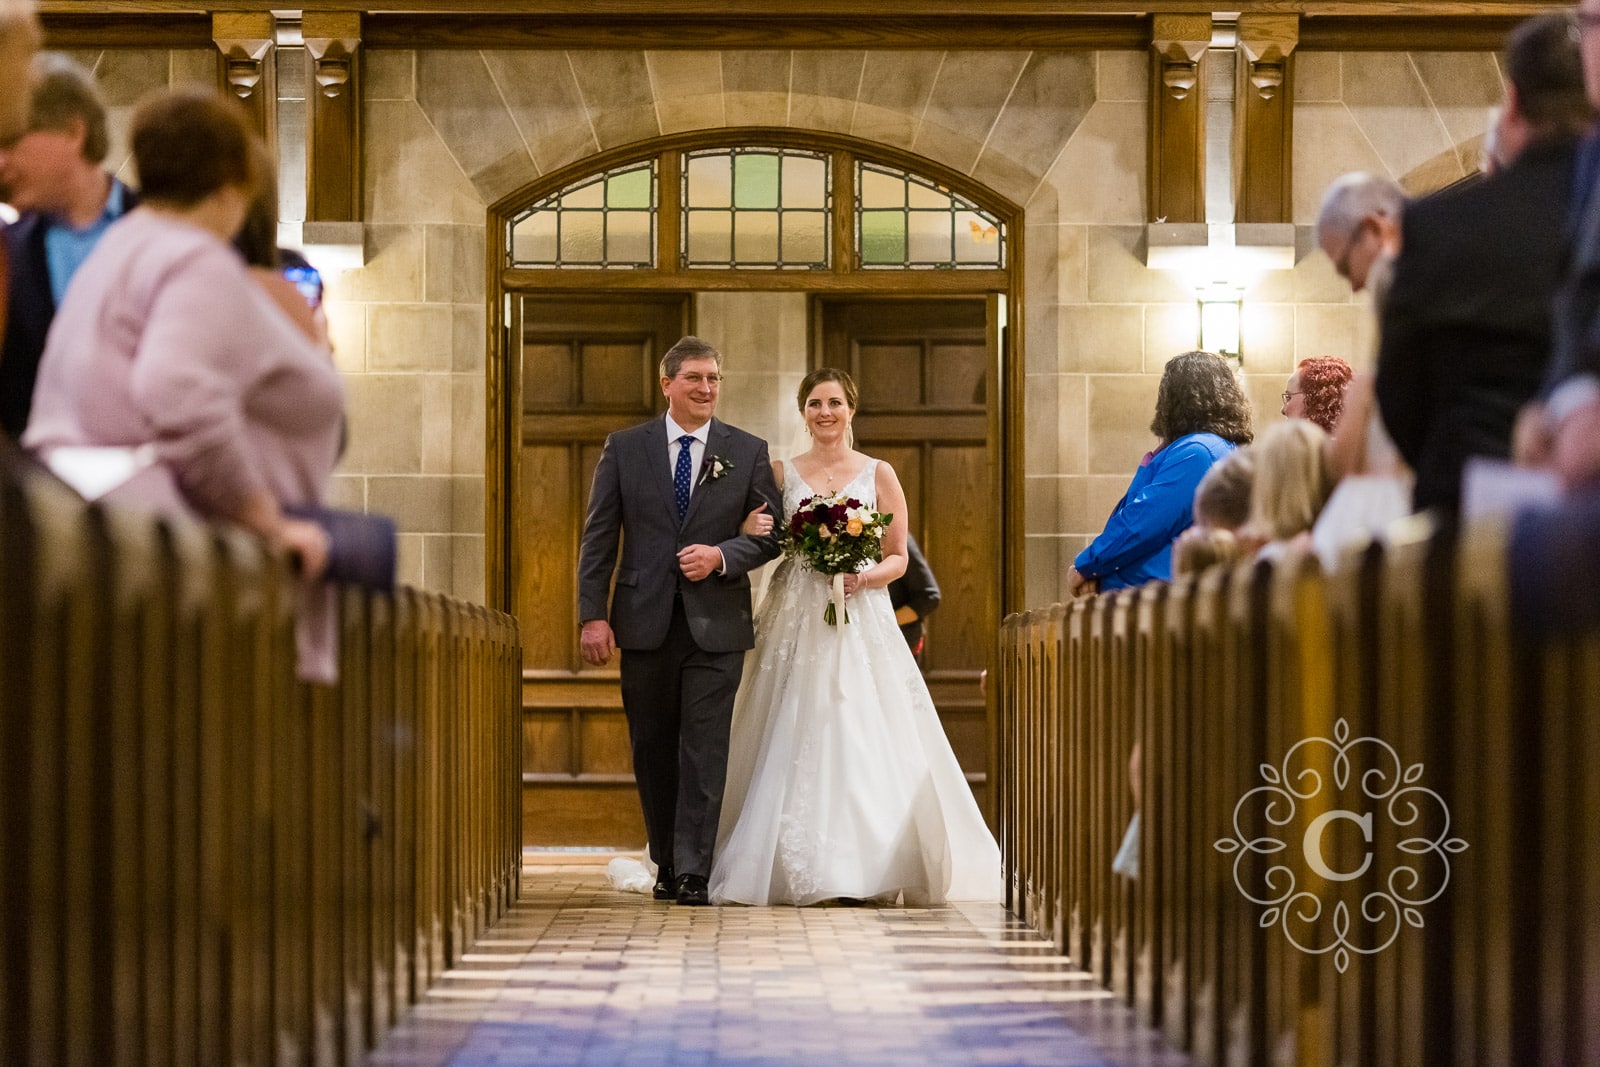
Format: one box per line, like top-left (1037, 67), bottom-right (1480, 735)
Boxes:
top-left (1304, 809), bottom-right (1373, 882)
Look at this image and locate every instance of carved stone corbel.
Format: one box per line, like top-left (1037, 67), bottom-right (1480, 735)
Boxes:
top-left (1236, 14), bottom-right (1299, 223)
top-left (303, 12), bottom-right (362, 223)
top-left (212, 12), bottom-right (275, 151)
top-left (1149, 14), bottom-right (1211, 224)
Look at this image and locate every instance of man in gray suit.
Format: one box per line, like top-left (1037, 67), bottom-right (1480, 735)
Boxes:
top-left (578, 336), bottom-right (781, 905)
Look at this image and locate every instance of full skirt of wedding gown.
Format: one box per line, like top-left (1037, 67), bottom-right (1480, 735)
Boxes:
top-left (709, 464), bottom-right (1002, 906)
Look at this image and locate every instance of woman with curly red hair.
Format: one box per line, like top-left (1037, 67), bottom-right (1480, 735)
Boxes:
top-left (1281, 356), bottom-right (1353, 434)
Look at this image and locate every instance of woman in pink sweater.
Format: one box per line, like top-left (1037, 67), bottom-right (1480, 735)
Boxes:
top-left (25, 91), bottom-right (344, 681)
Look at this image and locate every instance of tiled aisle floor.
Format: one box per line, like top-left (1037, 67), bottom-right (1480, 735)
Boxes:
top-left (368, 857), bottom-right (1192, 1067)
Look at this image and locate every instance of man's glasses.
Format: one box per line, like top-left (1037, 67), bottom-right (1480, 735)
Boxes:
top-left (1281, 391), bottom-right (1304, 404)
top-left (676, 372), bottom-right (723, 387)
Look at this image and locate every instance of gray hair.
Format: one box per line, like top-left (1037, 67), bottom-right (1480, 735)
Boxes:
top-left (1315, 172), bottom-right (1404, 242)
top-left (659, 335), bottom-right (722, 380)
top-left (28, 53), bottom-right (108, 163)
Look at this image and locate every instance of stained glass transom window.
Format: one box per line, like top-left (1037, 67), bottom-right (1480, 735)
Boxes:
top-left (509, 161), bottom-right (656, 268)
top-left (856, 162), bottom-right (1005, 270)
top-left (681, 148), bottom-right (830, 270)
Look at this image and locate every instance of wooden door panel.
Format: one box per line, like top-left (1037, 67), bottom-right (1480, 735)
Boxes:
top-left (579, 712), bottom-right (636, 775)
top-left (857, 342), bottom-right (923, 409)
top-left (927, 341), bottom-right (987, 408)
top-left (523, 711), bottom-right (572, 775)
top-left (924, 444), bottom-right (991, 676)
top-left (523, 342), bottom-right (576, 409)
top-left (579, 341), bottom-right (653, 410)
top-left (867, 444), bottom-right (920, 529)
top-left (516, 294), bottom-right (687, 847)
top-left (517, 445), bottom-right (576, 671)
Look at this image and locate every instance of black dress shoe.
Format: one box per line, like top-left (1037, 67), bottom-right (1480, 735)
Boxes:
top-left (674, 873), bottom-right (710, 906)
top-left (652, 866), bottom-right (675, 901)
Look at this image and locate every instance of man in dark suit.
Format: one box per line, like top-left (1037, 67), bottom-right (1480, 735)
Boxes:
top-left (888, 533), bottom-right (940, 660)
top-left (1516, 0), bottom-right (1600, 485)
top-left (0, 54), bottom-right (136, 441)
top-left (1376, 11), bottom-right (1592, 515)
top-left (578, 336), bottom-right (781, 905)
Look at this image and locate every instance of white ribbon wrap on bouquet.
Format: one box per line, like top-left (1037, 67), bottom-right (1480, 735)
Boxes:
top-left (830, 572), bottom-right (847, 626)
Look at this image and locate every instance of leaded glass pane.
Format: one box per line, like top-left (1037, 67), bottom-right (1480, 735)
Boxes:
top-left (565, 178), bottom-right (604, 210)
top-left (507, 160), bottom-right (656, 268)
top-left (733, 152), bottom-right (781, 209)
top-left (783, 155), bottom-right (827, 209)
top-left (686, 209), bottom-right (733, 263)
top-left (686, 153), bottom-right (732, 208)
top-left (955, 210), bottom-right (1003, 266)
top-left (782, 211), bottom-right (827, 264)
top-left (607, 168), bottom-right (651, 209)
top-left (859, 166), bottom-right (906, 209)
top-left (855, 161), bottom-right (1005, 269)
top-left (907, 180), bottom-right (949, 210)
top-left (680, 147), bottom-right (830, 269)
top-left (607, 210), bottom-right (652, 263)
top-left (907, 211), bottom-right (952, 263)
top-left (734, 210), bottom-right (781, 264)
top-left (559, 211), bottom-right (603, 263)
top-left (860, 210), bottom-right (907, 264)
top-left (513, 210), bottom-right (558, 265)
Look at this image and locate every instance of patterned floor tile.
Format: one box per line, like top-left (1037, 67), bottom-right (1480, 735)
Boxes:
top-left (366, 862), bottom-right (1192, 1067)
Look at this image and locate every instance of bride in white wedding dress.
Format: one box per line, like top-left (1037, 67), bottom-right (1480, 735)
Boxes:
top-left (708, 368), bottom-right (1002, 907)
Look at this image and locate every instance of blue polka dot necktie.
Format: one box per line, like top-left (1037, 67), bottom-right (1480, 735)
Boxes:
top-left (674, 434), bottom-right (695, 522)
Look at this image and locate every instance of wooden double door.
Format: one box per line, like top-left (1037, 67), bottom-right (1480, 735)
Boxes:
top-left (515, 293), bottom-right (998, 846)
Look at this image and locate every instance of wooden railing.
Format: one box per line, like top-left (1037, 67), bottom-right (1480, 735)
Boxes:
top-left (0, 456), bottom-right (523, 1066)
top-left (1000, 519), bottom-right (1599, 1066)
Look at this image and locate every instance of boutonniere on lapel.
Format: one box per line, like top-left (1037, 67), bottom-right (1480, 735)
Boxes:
top-left (699, 454), bottom-right (734, 485)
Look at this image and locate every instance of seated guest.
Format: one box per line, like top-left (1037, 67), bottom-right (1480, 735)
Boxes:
top-left (1173, 525), bottom-right (1241, 577)
top-left (1246, 419), bottom-right (1335, 563)
top-left (1192, 446), bottom-right (1255, 532)
top-left (1068, 350), bottom-right (1253, 595)
top-left (23, 91), bottom-right (343, 681)
top-left (1281, 356), bottom-right (1353, 435)
top-left (0, 54), bottom-right (138, 440)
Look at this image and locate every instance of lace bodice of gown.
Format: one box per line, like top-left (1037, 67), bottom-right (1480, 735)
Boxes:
top-left (782, 455), bottom-right (877, 521)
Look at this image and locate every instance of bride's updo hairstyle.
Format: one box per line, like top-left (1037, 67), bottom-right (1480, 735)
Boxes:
top-left (796, 367), bottom-right (858, 413)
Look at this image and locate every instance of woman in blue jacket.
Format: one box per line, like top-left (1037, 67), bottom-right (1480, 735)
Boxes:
top-left (1069, 350), bottom-right (1254, 595)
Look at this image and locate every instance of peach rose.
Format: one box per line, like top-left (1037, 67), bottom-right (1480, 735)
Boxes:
top-left (818, 524), bottom-right (832, 539)
top-left (846, 516), bottom-right (864, 536)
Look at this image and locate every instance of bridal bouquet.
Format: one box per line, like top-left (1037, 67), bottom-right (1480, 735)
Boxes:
top-left (785, 492), bottom-right (893, 625)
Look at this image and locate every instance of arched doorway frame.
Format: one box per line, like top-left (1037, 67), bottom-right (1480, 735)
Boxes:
top-left (485, 127), bottom-right (1027, 626)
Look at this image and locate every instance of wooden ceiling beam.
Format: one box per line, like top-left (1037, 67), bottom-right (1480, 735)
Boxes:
top-left (360, 15), bottom-right (1149, 50)
top-left (37, 1), bottom-right (1557, 16)
top-left (39, 5), bottom-right (1541, 53)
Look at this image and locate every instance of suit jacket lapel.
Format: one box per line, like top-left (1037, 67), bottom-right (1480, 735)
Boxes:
top-left (643, 417), bottom-right (680, 524)
top-left (681, 419), bottom-right (730, 528)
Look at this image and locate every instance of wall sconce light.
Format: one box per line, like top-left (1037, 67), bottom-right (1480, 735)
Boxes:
top-left (1197, 284), bottom-right (1244, 362)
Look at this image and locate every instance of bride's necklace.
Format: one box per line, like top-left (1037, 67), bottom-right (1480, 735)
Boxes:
top-left (811, 451), bottom-right (852, 493)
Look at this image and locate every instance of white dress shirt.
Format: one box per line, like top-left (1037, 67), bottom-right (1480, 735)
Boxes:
top-left (665, 413), bottom-right (709, 498)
